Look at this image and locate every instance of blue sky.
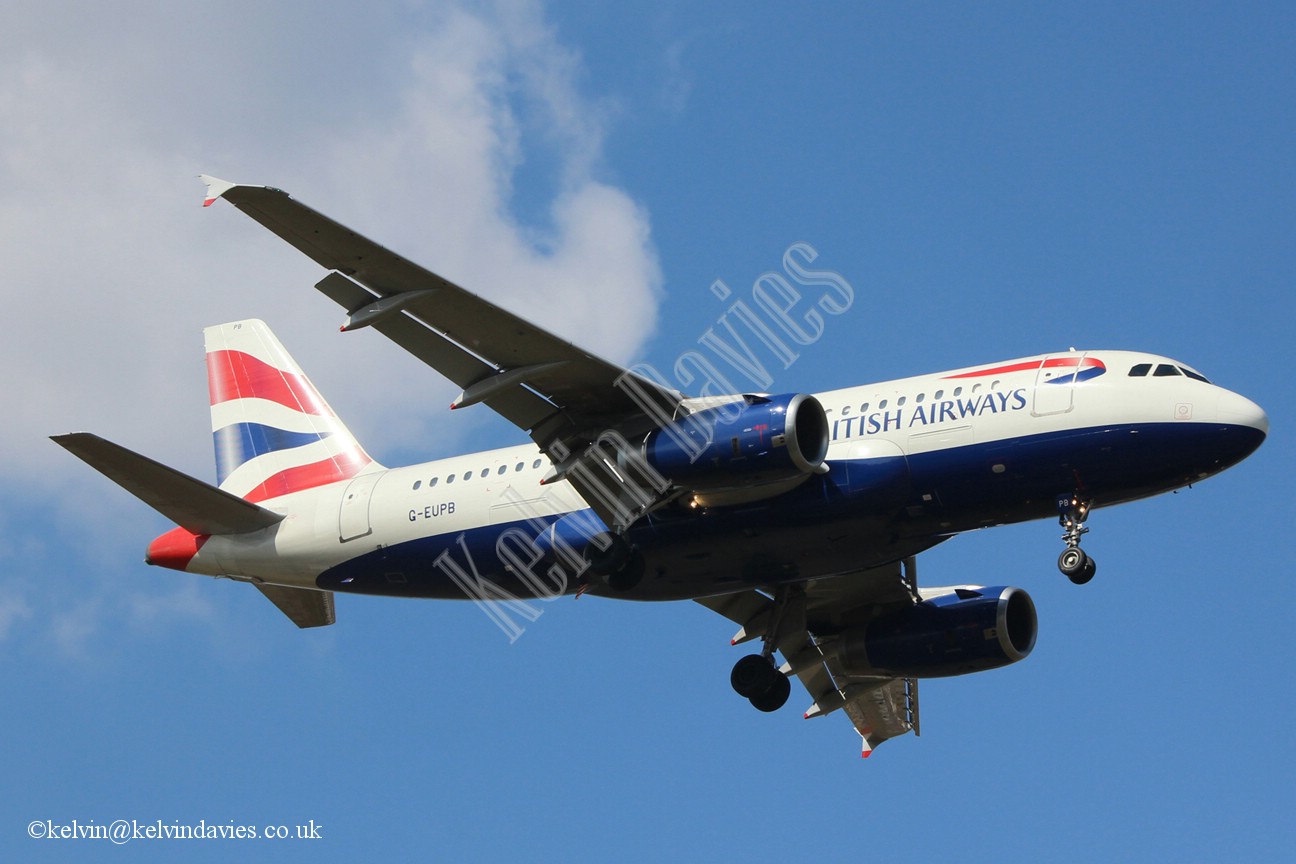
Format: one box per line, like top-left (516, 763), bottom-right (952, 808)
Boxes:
top-left (2, 2), bottom-right (1292, 861)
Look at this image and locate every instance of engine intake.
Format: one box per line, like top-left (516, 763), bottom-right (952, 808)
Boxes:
top-left (642, 393), bottom-right (828, 489)
top-left (837, 586), bottom-right (1037, 678)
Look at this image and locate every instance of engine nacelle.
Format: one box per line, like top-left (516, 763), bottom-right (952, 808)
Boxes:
top-left (837, 586), bottom-right (1037, 678)
top-left (642, 393), bottom-right (829, 489)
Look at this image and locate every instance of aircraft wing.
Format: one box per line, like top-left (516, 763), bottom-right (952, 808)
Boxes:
top-left (199, 176), bottom-right (684, 532)
top-left (695, 559), bottom-right (920, 757)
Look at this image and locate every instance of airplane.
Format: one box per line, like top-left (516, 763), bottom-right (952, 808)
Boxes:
top-left (52, 176), bottom-right (1268, 756)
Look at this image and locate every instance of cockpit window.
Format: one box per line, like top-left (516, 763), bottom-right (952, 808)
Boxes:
top-left (1131, 361), bottom-right (1211, 383)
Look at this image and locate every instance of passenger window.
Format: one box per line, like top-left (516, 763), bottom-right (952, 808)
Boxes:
top-left (1128, 363), bottom-right (1151, 377)
top-left (953, 387), bottom-right (963, 397)
top-left (897, 396), bottom-right (907, 407)
top-left (916, 393), bottom-right (925, 404)
top-left (991, 380), bottom-right (1001, 390)
top-left (934, 390), bottom-right (944, 400)
top-left (464, 470), bottom-right (473, 481)
top-left (860, 403), bottom-right (869, 413)
top-left (515, 462), bottom-right (524, 472)
top-left (1180, 367), bottom-right (1211, 383)
top-left (841, 405), bottom-right (851, 416)
top-left (412, 480), bottom-right (422, 490)
top-left (446, 474), bottom-right (456, 484)
top-left (481, 467), bottom-right (490, 477)
top-left (879, 399), bottom-right (888, 409)
top-left (532, 459), bottom-right (542, 469)
top-left (1154, 364), bottom-right (1181, 377)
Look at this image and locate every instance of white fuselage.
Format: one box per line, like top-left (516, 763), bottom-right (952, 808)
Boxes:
top-left (176, 350), bottom-right (1268, 601)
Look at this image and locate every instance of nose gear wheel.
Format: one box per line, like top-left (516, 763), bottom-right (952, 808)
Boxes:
top-left (1056, 493), bottom-right (1097, 584)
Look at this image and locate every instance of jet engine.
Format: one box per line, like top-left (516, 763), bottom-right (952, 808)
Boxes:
top-left (836, 586), bottom-right (1037, 678)
top-left (642, 393), bottom-right (829, 490)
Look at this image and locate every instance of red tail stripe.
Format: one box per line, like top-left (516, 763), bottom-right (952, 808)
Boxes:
top-left (242, 452), bottom-right (372, 503)
top-left (207, 350), bottom-right (333, 416)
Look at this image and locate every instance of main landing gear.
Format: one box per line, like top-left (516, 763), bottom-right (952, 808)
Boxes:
top-left (731, 654), bottom-right (791, 712)
top-left (1056, 493), bottom-right (1097, 585)
top-left (728, 587), bottom-right (798, 713)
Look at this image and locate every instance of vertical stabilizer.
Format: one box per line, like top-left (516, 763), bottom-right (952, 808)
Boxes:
top-left (205, 320), bottom-right (381, 502)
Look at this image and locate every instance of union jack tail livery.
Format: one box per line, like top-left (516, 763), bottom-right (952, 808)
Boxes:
top-left (205, 319), bottom-right (380, 503)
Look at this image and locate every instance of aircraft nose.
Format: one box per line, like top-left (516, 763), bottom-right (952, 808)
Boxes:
top-left (1218, 390), bottom-right (1269, 438)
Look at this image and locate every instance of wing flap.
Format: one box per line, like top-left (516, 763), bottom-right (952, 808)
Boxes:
top-left (205, 179), bottom-right (678, 424)
top-left (841, 679), bottom-right (918, 757)
top-left (694, 590), bottom-right (772, 645)
top-left (694, 560), bottom-right (923, 756)
top-left (777, 624), bottom-right (917, 755)
top-left (52, 433), bottom-right (284, 535)
top-left (202, 176), bottom-right (689, 530)
top-left (315, 273), bottom-right (560, 432)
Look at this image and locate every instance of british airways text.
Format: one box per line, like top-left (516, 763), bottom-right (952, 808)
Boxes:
top-left (832, 388), bottom-right (1028, 440)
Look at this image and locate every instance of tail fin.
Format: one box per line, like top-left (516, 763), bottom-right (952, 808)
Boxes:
top-left (205, 320), bottom-right (381, 502)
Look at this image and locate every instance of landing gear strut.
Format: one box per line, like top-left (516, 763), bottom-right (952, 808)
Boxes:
top-left (1056, 493), bottom-right (1097, 585)
top-left (728, 587), bottom-right (798, 713)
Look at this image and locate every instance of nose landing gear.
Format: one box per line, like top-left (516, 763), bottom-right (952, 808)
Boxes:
top-left (1057, 493), bottom-right (1097, 585)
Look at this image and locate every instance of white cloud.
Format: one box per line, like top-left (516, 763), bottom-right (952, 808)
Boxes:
top-left (1, 0), bottom-right (660, 654)
top-left (126, 580), bottom-right (217, 630)
top-left (0, 590), bottom-right (32, 642)
top-left (2, 0), bottom-right (660, 487)
top-left (49, 598), bottom-right (104, 659)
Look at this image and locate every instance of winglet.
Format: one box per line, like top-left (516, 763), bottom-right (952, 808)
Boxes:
top-left (199, 174), bottom-right (238, 207)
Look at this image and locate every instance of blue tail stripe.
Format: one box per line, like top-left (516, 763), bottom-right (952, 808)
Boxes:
top-left (213, 423), bottom-right (330, 485)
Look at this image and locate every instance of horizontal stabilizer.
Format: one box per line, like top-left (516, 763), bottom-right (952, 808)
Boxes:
top-left (254, 583), bottom-right (336, 628)
top-left (51, 432), bottom-right (285, 535)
